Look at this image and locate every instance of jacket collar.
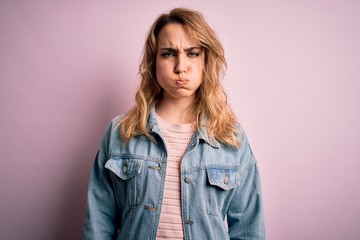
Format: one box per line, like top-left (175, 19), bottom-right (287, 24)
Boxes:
top-left (147, 106), bottom-right (219, 148)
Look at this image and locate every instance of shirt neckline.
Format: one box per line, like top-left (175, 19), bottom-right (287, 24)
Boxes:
top-left (154, 111), bottom-right (195, 133)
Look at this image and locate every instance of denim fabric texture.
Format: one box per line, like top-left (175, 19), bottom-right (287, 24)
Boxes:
top-left (83, 108), bottom-right (265, 239)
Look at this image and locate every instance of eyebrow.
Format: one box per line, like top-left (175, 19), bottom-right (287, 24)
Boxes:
top-left (159, 47), bottom-right (202, 52)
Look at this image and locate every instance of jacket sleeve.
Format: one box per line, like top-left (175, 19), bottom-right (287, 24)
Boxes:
top-left (227, 143), bottom-right (266, 240)
top-left (82, 123), bottom-right (119, 240)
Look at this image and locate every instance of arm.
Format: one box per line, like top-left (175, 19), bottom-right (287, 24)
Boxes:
top-left (227, 145), bottom-right (266, 240)
top-left (82, 125), bottom-right (119, 239)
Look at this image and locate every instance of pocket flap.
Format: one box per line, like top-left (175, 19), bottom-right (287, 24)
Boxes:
top-left (105, 157), bottom-right (144, 180)
top-left (206, 167), bottom-right (240, 190)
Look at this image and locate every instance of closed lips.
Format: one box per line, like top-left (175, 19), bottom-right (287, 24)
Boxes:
top-left (176, 79), bottom-right (188, 85)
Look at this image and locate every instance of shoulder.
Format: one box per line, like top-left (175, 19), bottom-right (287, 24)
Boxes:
top-left (98, 113), bottom-right (127, 158)
top-left (100, 112), bottom-right (131, 138)
top-left (226, 124), bottom-right (257, 169)
top-left (238, 125), bottom-right (257, 169)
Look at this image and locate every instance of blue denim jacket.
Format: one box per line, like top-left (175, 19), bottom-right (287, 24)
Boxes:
top-left (83, 109), bottom-right (265, 239)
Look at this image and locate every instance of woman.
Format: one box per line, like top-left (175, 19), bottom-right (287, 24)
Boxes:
top-left (83, 8), bottom-right (265, 240)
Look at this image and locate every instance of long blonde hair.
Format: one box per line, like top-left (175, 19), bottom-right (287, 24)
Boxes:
top-left (119, 8), bottom-right (241, 147)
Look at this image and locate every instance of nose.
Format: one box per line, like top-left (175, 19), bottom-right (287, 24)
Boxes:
top-left (174, 54), bottom-right (187, 75)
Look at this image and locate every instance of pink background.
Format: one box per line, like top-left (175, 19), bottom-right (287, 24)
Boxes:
top-left (1, 1), bottom-right (359, 239)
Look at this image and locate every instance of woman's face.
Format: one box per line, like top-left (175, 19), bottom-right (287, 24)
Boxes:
top-left (156, 23), bottom-right (204, 102)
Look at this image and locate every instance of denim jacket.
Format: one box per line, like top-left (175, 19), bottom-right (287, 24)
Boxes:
top-left (83, 109), bottom-right (265, 239)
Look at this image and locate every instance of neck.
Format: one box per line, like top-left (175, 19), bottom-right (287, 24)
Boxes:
top-left (156, 97), bottom-right (196, 124)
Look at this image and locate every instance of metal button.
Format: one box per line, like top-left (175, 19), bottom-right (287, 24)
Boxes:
top-left (224, 175), bottom-right (229, 184)
top-left (144, 205), bottom-right (157, 211)
top-left (148, 165), bottom-right (161, 170)
top-left (122, 166), bottom-right (128, 174)
top-left (186, 219), bottom-right (193, 224)
top-left (184, 176), bottom-right (192, 183)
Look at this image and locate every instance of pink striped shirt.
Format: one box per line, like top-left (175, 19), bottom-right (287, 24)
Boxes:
top-left (155, 113), bottom-right (195, 239)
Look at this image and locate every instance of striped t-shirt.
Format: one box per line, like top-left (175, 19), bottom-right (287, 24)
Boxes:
top-left (155, 113), bottom-right (195, 239)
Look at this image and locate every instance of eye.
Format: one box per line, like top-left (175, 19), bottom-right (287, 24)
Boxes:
top-left (187, 52), bottom-right (200, 57)
top-left (161, 52), bottom-right (176, 58)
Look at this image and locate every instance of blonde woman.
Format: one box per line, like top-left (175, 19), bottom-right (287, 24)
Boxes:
top-left (83, 8), bottom-right (265, 240)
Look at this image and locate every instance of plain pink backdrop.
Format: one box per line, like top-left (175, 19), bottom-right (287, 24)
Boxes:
top-left (1, 1), bottom-right (359, 239)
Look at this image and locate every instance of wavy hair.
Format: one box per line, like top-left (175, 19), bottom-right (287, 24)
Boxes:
top-left (119, 8), bottom-right (241, 147)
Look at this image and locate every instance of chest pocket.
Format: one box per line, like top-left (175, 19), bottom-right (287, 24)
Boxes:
top-left (105, 156), bottom-right (144, 206)
top-left (206, 166), bottom-right (240, 216)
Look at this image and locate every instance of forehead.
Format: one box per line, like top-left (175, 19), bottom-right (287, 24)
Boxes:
top-left (157, 23), bottom-right (199, 47)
